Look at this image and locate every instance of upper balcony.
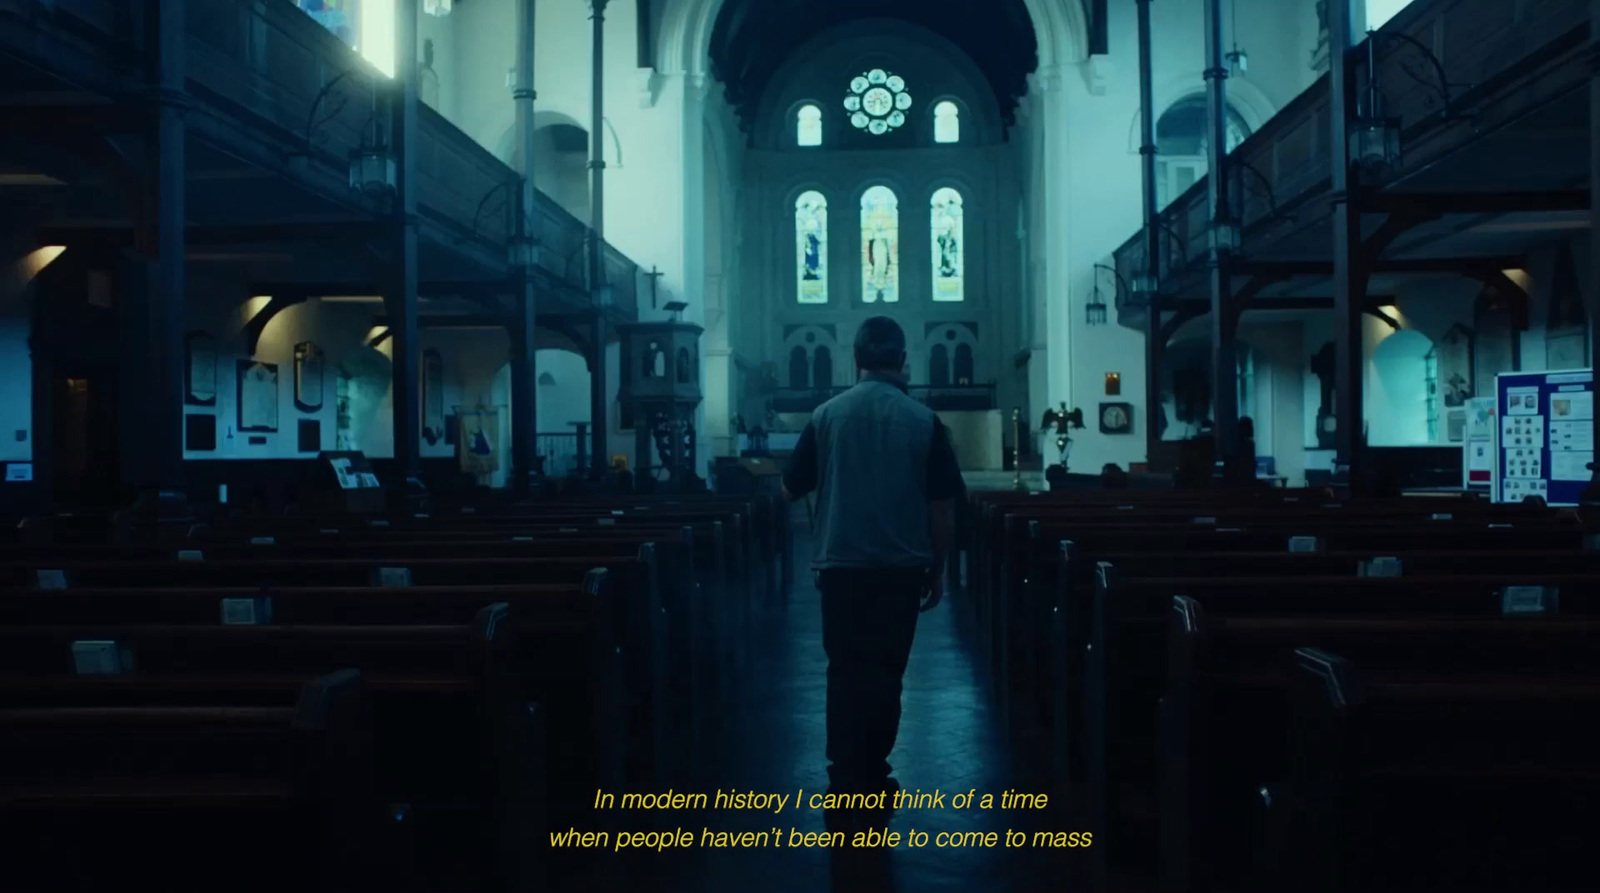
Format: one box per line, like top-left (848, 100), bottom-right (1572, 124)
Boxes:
top-left (1112, 0), bottom-right (1590, 331)
top-left (0, 0), bottom-right (639, 324)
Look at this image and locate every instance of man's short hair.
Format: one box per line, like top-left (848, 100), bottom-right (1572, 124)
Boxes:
top-left (854, 316), bottom-right (906, 372)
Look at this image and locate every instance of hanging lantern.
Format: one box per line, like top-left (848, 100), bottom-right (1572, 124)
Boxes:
top-left (423, 0), bottom-right (453, 17)
top-left (348, 144), bottom-right (396, 198)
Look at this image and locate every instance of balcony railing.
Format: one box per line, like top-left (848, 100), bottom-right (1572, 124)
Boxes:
top-left (772, 383), bottom-right (997, 414)
top-left (0, 0), bottom-right (645, 314)
top-left (1111, 0), bottom-right (1590, 323)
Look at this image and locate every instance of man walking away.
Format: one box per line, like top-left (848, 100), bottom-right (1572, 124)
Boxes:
top-left (781, 316), bottom-right (965, 816)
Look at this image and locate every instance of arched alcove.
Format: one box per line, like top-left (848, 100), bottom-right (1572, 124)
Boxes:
top-left (1367, 329), bottom-right (1435, 446)
top-left (1154, 95), bottom-right (1252, 208)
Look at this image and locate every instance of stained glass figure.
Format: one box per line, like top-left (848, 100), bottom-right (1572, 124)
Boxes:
top-left (795, 191), bottom-right (828, 304)
top-left (931, 187), bottom-right (964, 302)
top-left (860, 186), bottom-right (899, 304)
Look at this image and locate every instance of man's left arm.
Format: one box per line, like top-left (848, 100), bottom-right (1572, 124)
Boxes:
top-left (781, 422), bottom-right (819, 502)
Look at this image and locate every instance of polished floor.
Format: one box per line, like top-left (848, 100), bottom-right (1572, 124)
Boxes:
top-left (632, 532), bottom-right (1085, 893)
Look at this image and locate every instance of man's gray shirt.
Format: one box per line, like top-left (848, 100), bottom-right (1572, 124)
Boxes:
top-left (782, 373), bottom-right (965, 570)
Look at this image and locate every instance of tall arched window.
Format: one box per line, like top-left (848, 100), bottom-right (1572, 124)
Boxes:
top-left (795, 191), bottom-right (828, 304)
top-left (860, 185), bottom-right (899, 304)
top-left (1155, 96), bottom-right (1251, 208)
top-left (789, 346), bottom-right (810, 390)
top-left (797, 104), bottom-right (822, 147)
top-left (813, 347), bottom-right (834, 391)
top-left (933, 101), bottom-right (960, 144)
top-left (954, 343), bottom-right (974, 384)
top-left (928, 344), bottom-right (950, 386)
top-left (931, 187), bottom-right (964, 302)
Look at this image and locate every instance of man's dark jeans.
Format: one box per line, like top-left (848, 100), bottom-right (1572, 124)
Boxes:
top-left (817, 567), bottom-right (926, 794)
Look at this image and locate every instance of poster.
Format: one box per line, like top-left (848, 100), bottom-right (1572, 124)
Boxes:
top-left (1495, 369), bottom-right (1593, 505)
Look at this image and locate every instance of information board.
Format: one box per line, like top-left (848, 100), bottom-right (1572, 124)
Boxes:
top-left (1461, 397), bottom-right (1496, 493)
top-left (1494, 369), bottom-right (1593, 506)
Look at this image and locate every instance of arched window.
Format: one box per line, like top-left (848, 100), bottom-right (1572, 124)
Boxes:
top-left (813, 346), bottom-right (834, 391)
top-left (930, 187), bottom-right (964, 302)
top-left (860, 185), bottom-right (899, 304)
top-left (1155, 96), bottom-right (1251, 208)
top-left (928, 344), bottom-right (950, 386)
top-left (933, 101), bottom-right (960, 144)
top-left (789, 346), bottom-right (810, 389)
top-left (797, 104), bottom-right (823, 147)
top-left (795, 191), bottom-right (828, 304)
top-left (954, 343), bottom-right (974, 385)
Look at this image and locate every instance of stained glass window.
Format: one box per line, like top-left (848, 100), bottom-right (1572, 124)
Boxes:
top-left (934, 101), bottom-right (960, 144)
top-left (931, 187), bottom-right (964, 302)
top-left (795, 191), bottom-right (828, 304)
top-left (860, 186), bottom-right (899, 303)
top-left (797, 104), bottom-right (822, 147)
top-left (845, 69), bottom-right (912, 136)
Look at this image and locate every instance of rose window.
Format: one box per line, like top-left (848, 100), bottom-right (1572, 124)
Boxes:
top-left (844, 69), bottom-right (911, 136)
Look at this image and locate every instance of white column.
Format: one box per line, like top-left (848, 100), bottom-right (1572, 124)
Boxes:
top-left (1030, 64), bottom-right (1076, 459)
top-left (680, 72), bottom-right (716, 476)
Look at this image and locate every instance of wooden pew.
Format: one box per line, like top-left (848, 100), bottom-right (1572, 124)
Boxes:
top-left (1161, 598), bottom-right (1600, 893)
top-left (1083, 569), bottom-right (1600, 892)
top-left (0, 669), bottom-right (377, 893)
top-left (1267, 650), bottom-right (1600, 892)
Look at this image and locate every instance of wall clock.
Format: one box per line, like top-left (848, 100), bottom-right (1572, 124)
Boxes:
top-left (1099, 401), bottom-right (1133, 435)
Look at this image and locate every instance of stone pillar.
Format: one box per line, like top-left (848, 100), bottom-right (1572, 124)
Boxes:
top-left (388, 0), bottom-right (423, 494)
top-left (1204, 0), bottom-right (1238, 475)
top-left (1137, 0), bottom-right (1162, 455)
top-left (1328, 0), bottom-right (1365, 486)
top-left (135, 0), bottom-right (187, 507)
top-left (1032, 64), bottom-right (1074, 461)
top-left (587, 0), bottom-right (610, 479)
top-left (1582, 0), bottom-right (1600, 515)
top-left (682, 73), bottom-right (713, 477)
top-left (509, 0), bottom-right (540, 495)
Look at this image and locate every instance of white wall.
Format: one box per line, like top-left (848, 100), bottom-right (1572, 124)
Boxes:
top-left (0, 246), bottom-right (70, 465)
top-left (1012, 0), bottom-right (1321, 473)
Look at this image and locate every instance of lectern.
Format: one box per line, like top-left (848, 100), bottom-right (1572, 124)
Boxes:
top-left (618, 310), bottom-right (704, 489)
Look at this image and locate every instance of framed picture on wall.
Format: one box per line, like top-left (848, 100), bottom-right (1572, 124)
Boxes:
top-left (293, 342), bottom-right (324, 413)
top-left (237, 359), bottom-right (279, 433)
top-left (184, 331), bottom-right (217, 406)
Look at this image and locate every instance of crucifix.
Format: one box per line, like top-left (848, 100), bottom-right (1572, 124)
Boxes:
top-left (646, 265), bottom-right (665, 309)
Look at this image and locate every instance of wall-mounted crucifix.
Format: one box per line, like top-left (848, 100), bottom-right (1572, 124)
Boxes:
top-left (646, 265), bottom-right (665, 309)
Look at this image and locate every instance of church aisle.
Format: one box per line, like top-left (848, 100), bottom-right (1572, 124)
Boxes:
top-left (671, 539), bottom-right (1082, 893)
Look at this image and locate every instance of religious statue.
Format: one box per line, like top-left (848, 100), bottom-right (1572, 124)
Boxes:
top-left (1040, 403), bottom-right (1085, 470)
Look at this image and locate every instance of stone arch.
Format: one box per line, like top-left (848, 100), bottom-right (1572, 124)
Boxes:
top-left (783, 325), bottom-right (838, 390)
top-left (656, 0), bottom-right (1088, 79)
top-left (923, 323), bottom-right (979, 387)
top-left (1126, 73), bottom-right (1278, 153)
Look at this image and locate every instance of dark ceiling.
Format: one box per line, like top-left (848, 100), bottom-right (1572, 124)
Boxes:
top-left (708, 0), bottom-right (1038, 131)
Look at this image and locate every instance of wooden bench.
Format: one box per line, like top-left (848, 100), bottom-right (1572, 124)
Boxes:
top-left (1161, 599), bottom-right (1600, 893)
top-left (1267, 650), bottom-right (1600, 892)
top-left (0, 602), bottom-right (559, 892)
top-left (1081, 569), bottom-right (1600, 891)
top-left (0, 669), bottom-right (377, 892)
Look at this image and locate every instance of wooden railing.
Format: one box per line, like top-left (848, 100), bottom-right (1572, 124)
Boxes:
top-left (0, 0), bottom-right (644, 312)
top-left (1113, 0), bottom-right (1590, 319)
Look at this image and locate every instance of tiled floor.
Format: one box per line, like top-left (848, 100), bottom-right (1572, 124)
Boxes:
top-left (639, 533), bottom-right (1086, 892)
